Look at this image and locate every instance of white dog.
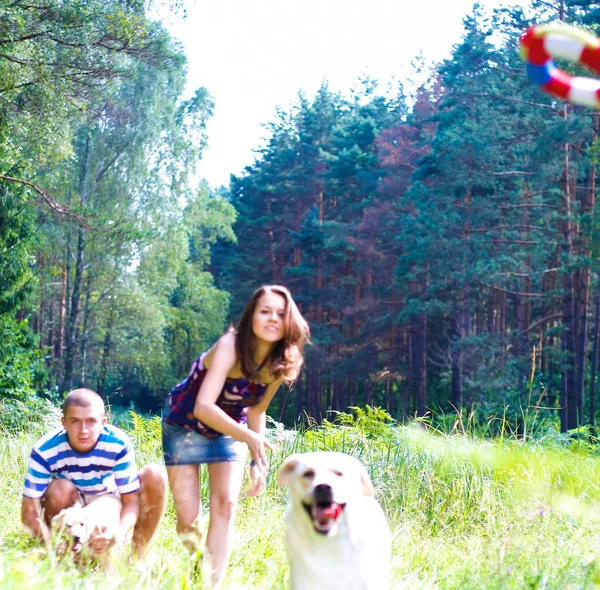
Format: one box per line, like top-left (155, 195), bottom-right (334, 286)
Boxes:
top-left (51, 495), bottom-right (122, 568)
top-left (278, 451), bottom-right (391, 590)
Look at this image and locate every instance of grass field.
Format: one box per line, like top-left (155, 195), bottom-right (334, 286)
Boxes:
top-left (2, 407), bottom-right (600, 589)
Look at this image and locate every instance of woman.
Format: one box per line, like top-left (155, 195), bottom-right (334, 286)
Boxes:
top-left (162, 284), bottom-right (310, 588)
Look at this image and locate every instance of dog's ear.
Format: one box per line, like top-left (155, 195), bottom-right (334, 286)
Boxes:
top-left (277, 455), bottom-right (300, 487)
top-left (358, 463), bottom-right (375, 497)
top-left (51, 508), bottom-right (68, 528)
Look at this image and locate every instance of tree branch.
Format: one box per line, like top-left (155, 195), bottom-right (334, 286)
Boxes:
top-left (0, 174), bottom-right (94, 228)
top-left (522, 313), bottom-right (564, 334)
top-left (470, 92), bottom-right (561, 113)
top-left (478, 280), bottom-right (557, 299)
top-left (0, 51), bottom-right (28, 65)
top-left (489, 170), bottom-right (534, 176)
top-left (488, 239), bottom-right (542, 245)
top-left (0, 30), bottom-right (53, 46)
top-left (468, 224), bottom-right (550, 233)
top-left (454, 203), bottom-right (559, 211)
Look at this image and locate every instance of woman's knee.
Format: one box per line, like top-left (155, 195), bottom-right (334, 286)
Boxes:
top-left (177, 522), bottom-right (203, 553)
top-left (210, 495), bottom-right (237, 521)
top-left (176, 514), bottom-right (203, 532)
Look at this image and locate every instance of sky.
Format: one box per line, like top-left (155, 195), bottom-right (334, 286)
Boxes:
top-left (154, 0), bottom-right (526, 187)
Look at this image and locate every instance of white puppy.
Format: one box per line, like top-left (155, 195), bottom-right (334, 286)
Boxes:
top-left (278, 451), bottom-right (391, 590)
top-left (51, 495), bottom-right (122, 568)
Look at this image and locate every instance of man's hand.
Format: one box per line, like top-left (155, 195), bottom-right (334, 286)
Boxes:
top-left (88, 524), bottom-right (118, 554)
top-left (21, 497), bottom-right (51, 545)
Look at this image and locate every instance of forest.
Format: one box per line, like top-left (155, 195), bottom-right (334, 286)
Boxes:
top-left (2, 0), bottom-right (600, 434)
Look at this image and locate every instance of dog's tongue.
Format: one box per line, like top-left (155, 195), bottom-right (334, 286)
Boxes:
top-left (72, 540), bottom-right (82, 552)
top-left (313, 503), bottom-right (342, 526)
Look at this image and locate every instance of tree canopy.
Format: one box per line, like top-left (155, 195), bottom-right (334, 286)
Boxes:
top-left (4, 0), bottom-right (600, 434)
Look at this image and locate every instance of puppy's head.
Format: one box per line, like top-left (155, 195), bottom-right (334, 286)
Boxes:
top-left (51, 504), bottom-right (90, 552)
top-left (278, 451), bottom-right (374, 536)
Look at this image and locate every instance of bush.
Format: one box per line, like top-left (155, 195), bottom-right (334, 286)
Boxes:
top-left (0, 316), bottom-right (46, 421)
top-left (0, 393), bottom-right (61, 432)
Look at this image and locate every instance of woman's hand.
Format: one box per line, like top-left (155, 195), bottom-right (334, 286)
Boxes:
top-left (246, 463), bottom-right (266, 497)
top-left (244, 429), bottom-right (273, 476)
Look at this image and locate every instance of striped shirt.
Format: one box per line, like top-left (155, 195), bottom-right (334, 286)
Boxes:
top-left (23, 424), bottom-right (140, 499)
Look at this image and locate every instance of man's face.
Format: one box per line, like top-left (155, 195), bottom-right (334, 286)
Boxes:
top-left (61, 401), bottom-right (107, 453)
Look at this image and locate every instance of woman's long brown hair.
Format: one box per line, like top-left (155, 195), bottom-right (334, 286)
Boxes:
top-left (235, 285), bottom-right (310, 383)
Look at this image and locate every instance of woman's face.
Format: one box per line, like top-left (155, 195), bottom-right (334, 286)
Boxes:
top-left (252, 292), bottom-right (286, 344)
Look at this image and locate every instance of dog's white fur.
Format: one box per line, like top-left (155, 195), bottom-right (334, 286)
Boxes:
top-left (278, 451), bottom-right (391, 590)
top-left (51, 495), bottom-right (122, 568)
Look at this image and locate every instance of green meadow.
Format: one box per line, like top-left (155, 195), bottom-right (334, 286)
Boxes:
top-left (2, 407), bottom-right (600, 589)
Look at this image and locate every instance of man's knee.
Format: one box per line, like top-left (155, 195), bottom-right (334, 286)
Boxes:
top-left (138, 464), bottom-right (168, 517)
top-left (139, 464), bottom-right (167, 496)
top-left (43, 479), bottom-right (79, 521)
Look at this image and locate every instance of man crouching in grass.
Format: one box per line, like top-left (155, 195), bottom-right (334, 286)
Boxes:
top-left (21, 388), bottom-right (167, 560)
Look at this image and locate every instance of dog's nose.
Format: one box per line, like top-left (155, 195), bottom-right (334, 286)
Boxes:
top-left (314, 484), bottom-right (333, 504)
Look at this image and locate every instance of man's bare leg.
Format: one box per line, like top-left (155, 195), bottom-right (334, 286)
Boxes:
top-left (21, 478), bottom-right (80, 544)
top-left (41, 478), bottom-right (80, 525)
top-left (132, 464), bottom-right (168, 558)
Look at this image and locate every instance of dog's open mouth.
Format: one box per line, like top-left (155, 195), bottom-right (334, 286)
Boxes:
top-left (303, 501), bottom-right (345, 535)
top-left (72, 537), bottom-right (83, 552)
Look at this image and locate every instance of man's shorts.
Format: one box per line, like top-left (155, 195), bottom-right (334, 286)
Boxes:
top-left (40, 480), bottom-right (121, 508)
top-left (79, 488), bottom-right (121, 506)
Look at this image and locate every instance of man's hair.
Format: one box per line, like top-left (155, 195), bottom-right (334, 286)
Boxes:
top-left (62, 388), bottom-right (105, 417)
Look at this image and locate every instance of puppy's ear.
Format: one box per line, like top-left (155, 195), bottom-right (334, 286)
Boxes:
top-left (277, 455), bottom-right (300, 487)
top-left (358, 463), bottom-right (375, 497)
top-left (52, 508), bottom-right (68, 528)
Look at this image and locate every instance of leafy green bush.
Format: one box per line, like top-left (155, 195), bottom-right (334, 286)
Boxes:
top-left (0, 393), bottom-right (61, 432)
top-left (0, 317), bottom-right (42, 403)
top-left (127, 412), bottom-right (165, 465)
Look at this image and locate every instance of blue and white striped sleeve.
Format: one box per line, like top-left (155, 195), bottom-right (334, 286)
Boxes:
top-left (23, 448), bottom-right (52, 499)
top-left (113, 435), bottom-right (140, 495)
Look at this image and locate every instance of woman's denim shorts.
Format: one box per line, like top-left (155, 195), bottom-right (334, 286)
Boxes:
top-left (162, 420), bottom-right (248, 466)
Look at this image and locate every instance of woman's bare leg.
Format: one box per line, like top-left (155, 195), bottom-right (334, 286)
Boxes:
top-left (166, 464), bottom-right (204, 553)
top-left (205, 461), bottom-right (246, 589)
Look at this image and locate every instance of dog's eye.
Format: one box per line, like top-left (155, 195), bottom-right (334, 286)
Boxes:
top-left (302, 469), bottom-right (315, 479)
top-left (333, 470), bottom-right (343, 477)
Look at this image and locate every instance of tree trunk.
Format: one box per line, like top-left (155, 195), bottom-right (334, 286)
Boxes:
top-left (409, 276), bottom-right (427, 416)
top-left (590, 293), bottom-right (600, 429)
top-left (575, 113), bottom-right (598, 424)
top-left (560, 135), bottom-right (578, 431)
top-left (97, 304), bottom-right (116, 396)
top-left (78, 276), bottom-right (92, 386)
top-left (451, 357), bottom-right (463, 410)
top-left (61, 225), bottom-right (85, 392)
top-left (61, 130), bottom-right (92, 393)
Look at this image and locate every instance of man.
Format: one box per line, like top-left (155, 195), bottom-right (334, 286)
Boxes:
top-left (21, 388), bottom-right (167, 558)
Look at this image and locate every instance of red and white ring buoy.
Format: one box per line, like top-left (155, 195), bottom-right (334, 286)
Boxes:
top-left (520, 22), bottom-right (600, 108)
